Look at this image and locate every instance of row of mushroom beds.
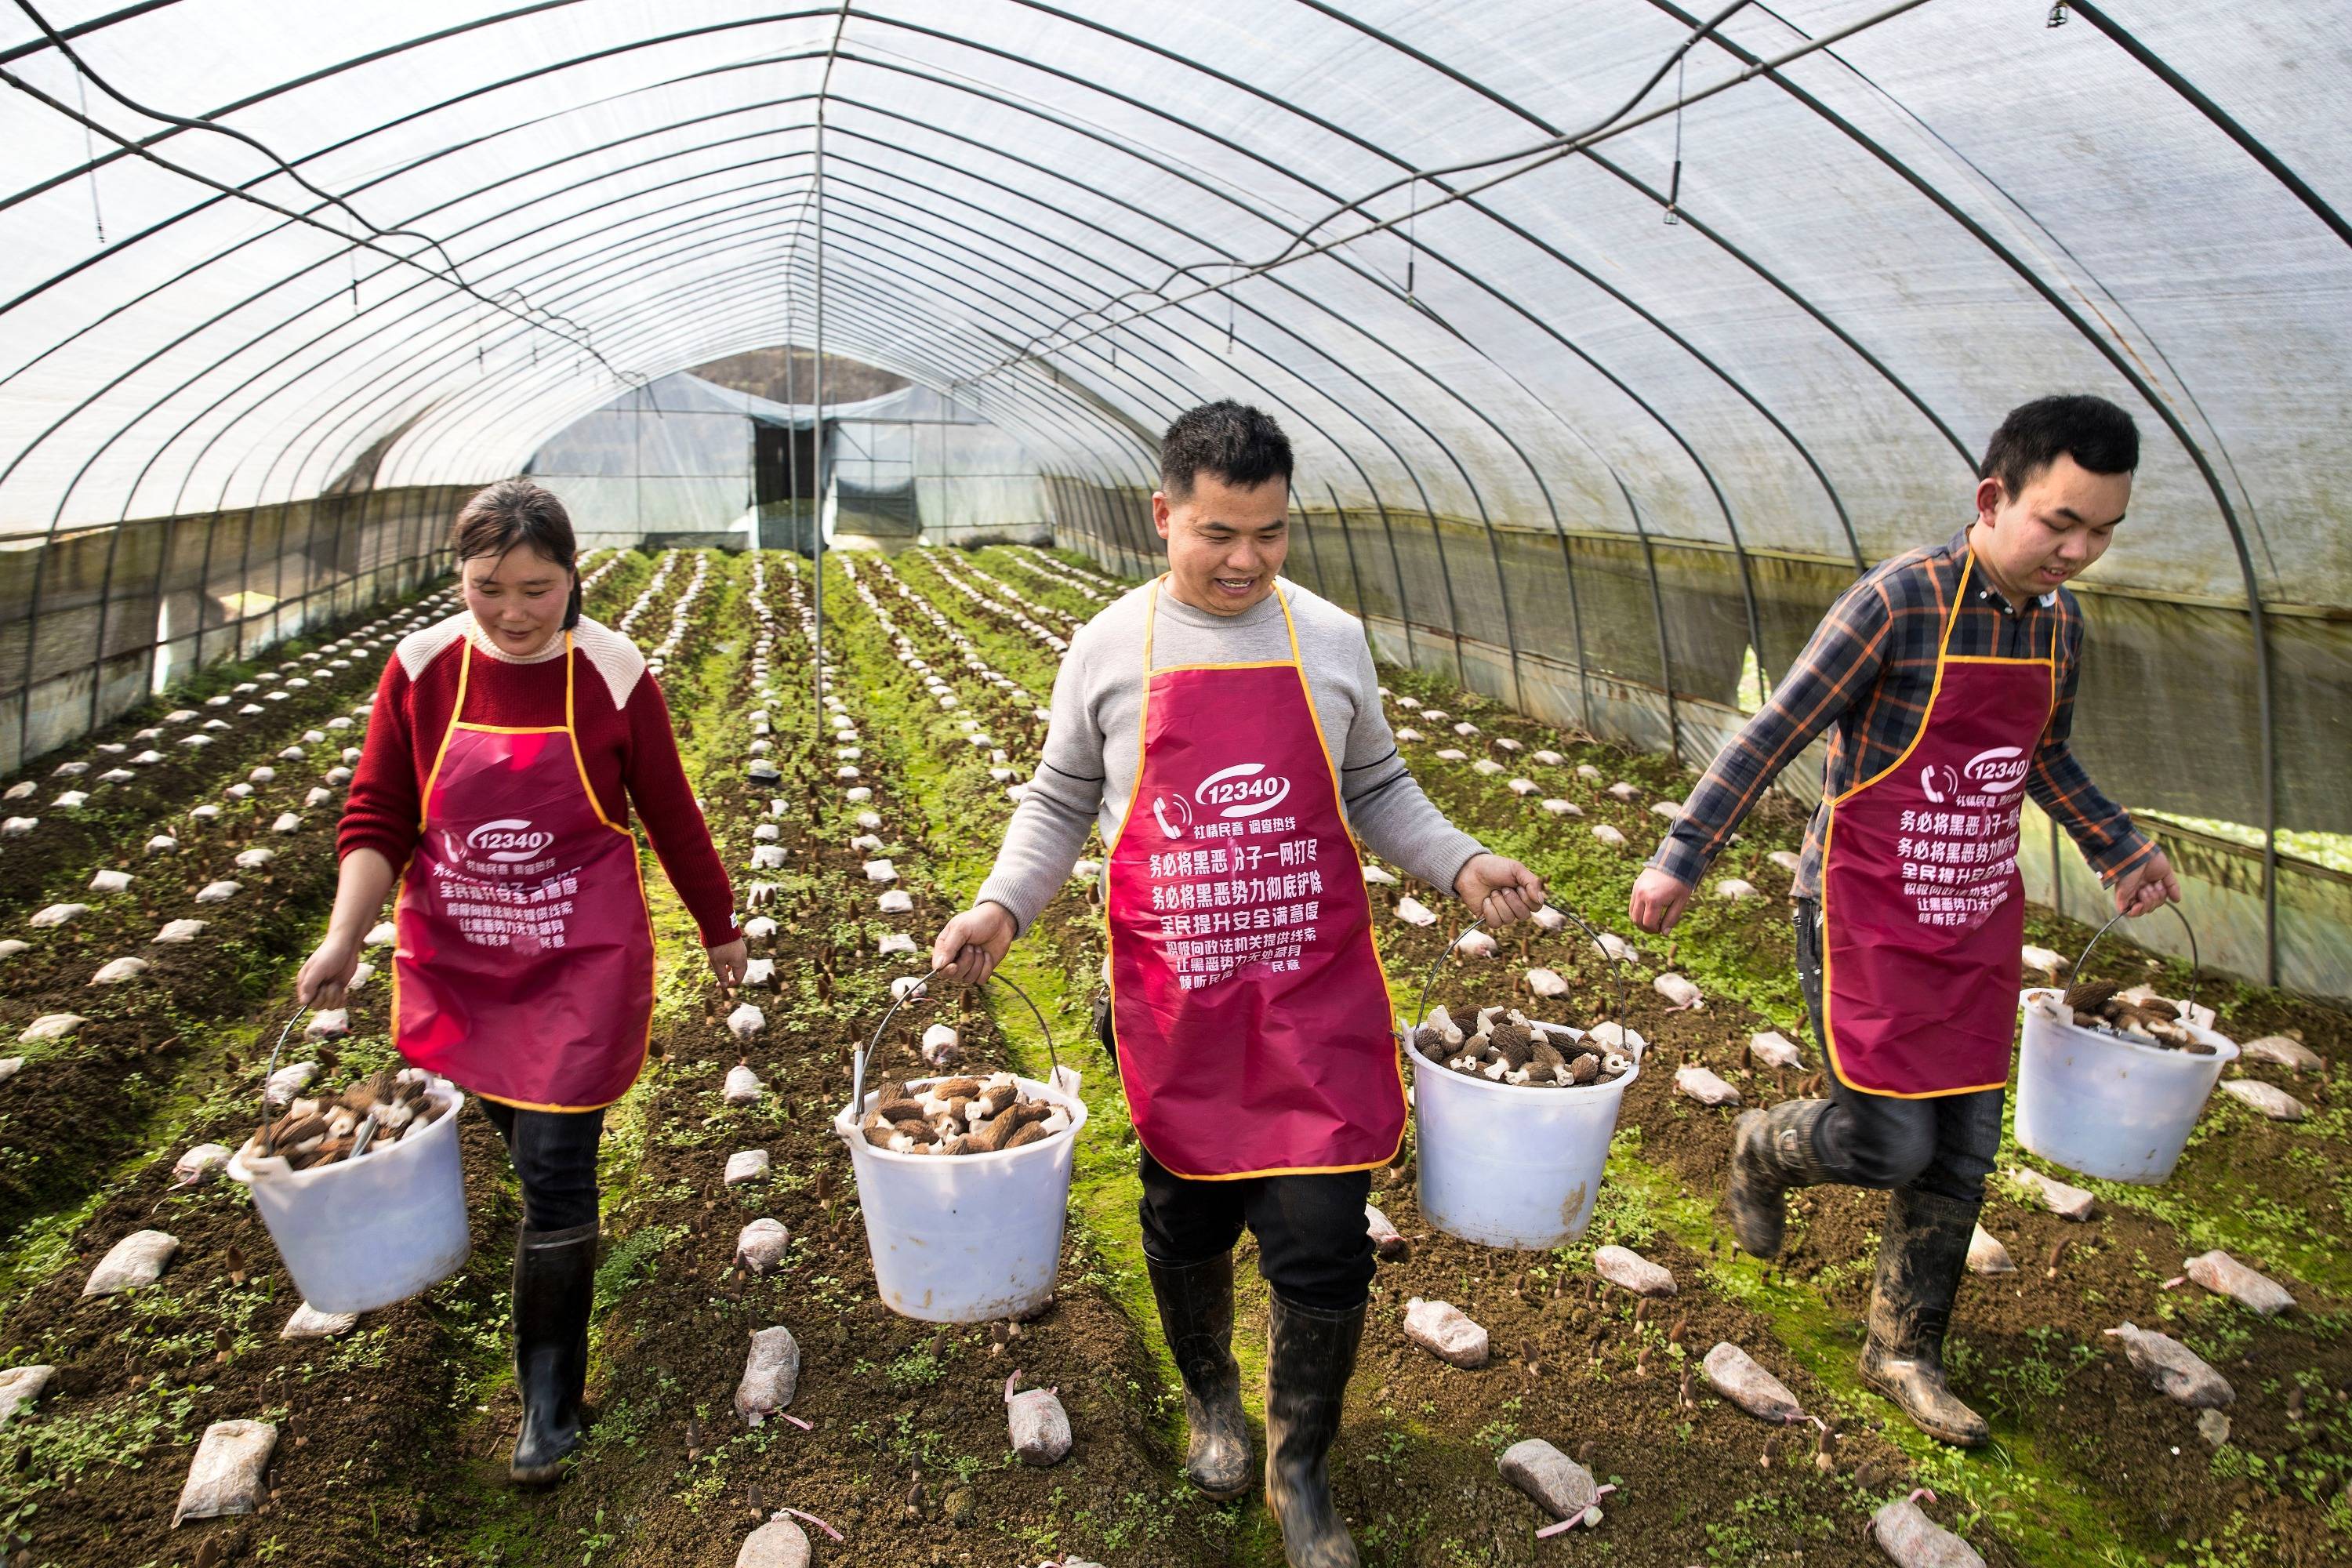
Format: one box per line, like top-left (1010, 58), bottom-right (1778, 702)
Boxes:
top-left (0, 547), bottom-right (2318, 1566)
top-left (0, 580), bottom-right (510, 1530)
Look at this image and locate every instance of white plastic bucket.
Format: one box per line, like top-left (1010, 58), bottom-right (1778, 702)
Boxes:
top-left (833, 1073), bottom-right (1088, 1323)
top-left (227, 1082), bottom-right (471, 1313)
top-left (1411, 1040), bottom-right (1636, 1250)
top-left (2014, 988), bottom-right (2238, 1185)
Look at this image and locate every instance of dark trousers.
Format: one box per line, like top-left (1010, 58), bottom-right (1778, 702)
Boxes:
top-left (481, 1100), bottom-right (606, 1232)
top-left (1792, 898), bottom-right (2003, 1206)
top-left (1102, 1000), bottom-right (1377, 1312)
top-left (1138, 1149), bottom-right (1375, 1313)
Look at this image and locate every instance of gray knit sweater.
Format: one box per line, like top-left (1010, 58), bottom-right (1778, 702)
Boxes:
top-left (973, 576), bottom-right (1486, 935)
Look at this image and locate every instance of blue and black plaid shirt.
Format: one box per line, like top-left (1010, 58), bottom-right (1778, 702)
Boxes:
top-left (1650, 526), bottom-right (2152, 900)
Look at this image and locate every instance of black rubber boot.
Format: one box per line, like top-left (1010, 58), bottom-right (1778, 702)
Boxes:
top-left (1145, 1251), bottom-right (1250, 1499)
top-left (510, 1221), bottom-right (598, 1483)
top-left (1726, 1098), bottom-right (1830, 1259)
top-left (1264, 1294), bottom-right (1364, 1568)
top-left (1858, 1187), bottom-right (1990, 1448)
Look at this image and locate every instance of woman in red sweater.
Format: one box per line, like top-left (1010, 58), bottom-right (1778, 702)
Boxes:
top-left (297, 479), bottom-right (743, 1484)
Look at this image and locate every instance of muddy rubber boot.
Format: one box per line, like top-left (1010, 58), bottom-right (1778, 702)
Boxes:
top-left (1858, 1187), bottom-right (1990, 1448)
top-left (1265, 1294), bottom-right (1365, 1568)
top-left (1726, 1098), bottom-right (1830, 1259)
top-left (510, 1221), bottom-right (598, 1483)
top-left (1145, 1251), bottom-right (1250, 1499)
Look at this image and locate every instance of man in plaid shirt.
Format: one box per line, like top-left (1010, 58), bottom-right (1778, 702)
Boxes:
top-left (1631, 394), bottom-right (2179, 1446)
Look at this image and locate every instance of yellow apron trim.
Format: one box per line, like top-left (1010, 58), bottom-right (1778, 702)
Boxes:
top-left (394, 628), bottom-right (655, 1103)
top-left (1105, 579), bottom-right (1406, 1179)
top-left (1820, 550), bottom-right (2054, 1101)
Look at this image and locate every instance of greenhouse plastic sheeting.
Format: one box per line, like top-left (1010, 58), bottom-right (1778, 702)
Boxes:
top-left (0, 2), bottom-right (2345, 992)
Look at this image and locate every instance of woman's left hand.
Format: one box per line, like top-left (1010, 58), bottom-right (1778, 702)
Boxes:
top-left (706, 938), bottom-right (749, 989)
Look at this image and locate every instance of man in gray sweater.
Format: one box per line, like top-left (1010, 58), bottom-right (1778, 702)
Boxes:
top-left (931, 402), bottom-right (1541, 1568)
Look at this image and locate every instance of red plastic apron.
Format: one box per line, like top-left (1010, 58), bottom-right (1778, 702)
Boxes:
top-left (391, 634), bottom-right (656, 1111)
top-left (1105, 579), bottom-right (1403, 1180)
top-left (1821, 553), bottom-right (2055, 1098)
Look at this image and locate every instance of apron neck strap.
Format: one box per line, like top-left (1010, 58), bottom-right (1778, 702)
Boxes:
top-left (451, 628), bottom-right (576, 728)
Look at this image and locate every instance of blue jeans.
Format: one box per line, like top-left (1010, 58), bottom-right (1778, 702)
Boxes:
top-left (1792, 898), bottom-right (2003, 1206)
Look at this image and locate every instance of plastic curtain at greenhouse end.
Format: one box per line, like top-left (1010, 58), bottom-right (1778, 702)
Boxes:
top-left (0, 2), bottom-right (2344, 996)
top-left (525, 374), bottom-right (1052, 550)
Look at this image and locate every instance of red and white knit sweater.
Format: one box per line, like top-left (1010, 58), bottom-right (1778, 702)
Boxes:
top-left (337, 612), bottom-right (739, 947)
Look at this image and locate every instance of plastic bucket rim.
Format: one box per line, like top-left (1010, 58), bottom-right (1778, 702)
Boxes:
top-left (831, 1073), bottom-right (1089, 1166)
top-left (223, 1081), bottom-right (465, 1188)
top-left (1406, 1047), bottom-right (1642, 1102)
top-left (2019, 988), bottom-right (2241, 1068)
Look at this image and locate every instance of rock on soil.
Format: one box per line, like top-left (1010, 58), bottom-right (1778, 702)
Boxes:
top-left (83, 1229), bottom-right (178, 1296)
top-left (2009, 1166), bottom-right (2095, 1219)
top-left (1965, 1226), bottom-right (2016, 1275)
top-left (1675, 1064), bottom-right (1740, 1107)
top-left (724, 1062), bottom-right (764, 1104)
top-left (1748, 1031), bottom-right (1803, 1069)
top-left (1403, 1298), bottom-right (1490, 1367)
top-left (1394, 895), bottom-right (1438, 926)
top-left (0, 1058), bottom-right (21, 1084)
top-left (735, 1513), bottom-right (811, 1568)
top-left (735, 1325), bottom-right (801, 1425)
top-left (724, 1149), bottom-right (771, 1185)
top-left (2238, 1034), bottom-right (2320, 1071)
top-left (172, 1144), bottom-right (230, 1186)
top-left (2183, 1250), bottom-right (2296, 1315)
top-left (727, 1003), bottom-right (768, 1040)
top-left (1591, 825), bottom-right (1627, 847)
top-left (1365, 1203), bottom-right (1408, 1261)
top-left (1871, 1494), bottom-right (1986, 1568)
top-left (281, 1304), bottom-right (359, 1339)
top-left (1525, 967), bottom-right (1568, 996)
top-left (172, 1420), bottom-right (277, 1526)
top-left (1653, 973), bottom-right (1704, 1009)
top-left (2104, 1322), bottom-right (2234, 1408)
top-left (2220, 1080), bottom-right (2307, 1120)
top-left (20, 1013), bottom-right (85, 1043)
top-left (0, 1365), bottom-right (53, 1427)
top-left (736, 1218), bottom-right (791, 1274)
top-left (1593, 1245), bottom-right (1675, 1297)
top-left (1007, 1383), bottom-right (1072, 1465)
top-left (1497, 1437), bottom-right (1601, 1519)
top-left (2197, 1410), bottom-right (2232, 1450)
top-left (1703, 1342), bottom-right (1803, 1422)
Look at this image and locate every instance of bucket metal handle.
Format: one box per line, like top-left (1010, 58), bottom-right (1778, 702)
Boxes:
top-left (1409, 904), bottom-right (1631, 1048)
top-left (2067, 903), bottom-right (2201, 1019)
top-left (848, 964), bottom-right (1063, 1121)
top-left (255, 1001), bottom-right (312, 1155)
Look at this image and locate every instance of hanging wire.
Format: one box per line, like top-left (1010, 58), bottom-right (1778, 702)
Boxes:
top-left (7, 0), bottom-right (612, 373)
top-left (978, 0), bottom-right (1929, 374)
top-left (1404, 173), bottom-right (1418, 298)
top-left (72, 70), bottom-right (102, 243)
top-left (1664, 57), bottom-right (1686, 225)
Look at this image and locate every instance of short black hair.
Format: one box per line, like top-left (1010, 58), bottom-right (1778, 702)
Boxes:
top-left (1160, 400), bottom-right (1292, 499)
top-left (1979, 394), bottom-right (2140, 500)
